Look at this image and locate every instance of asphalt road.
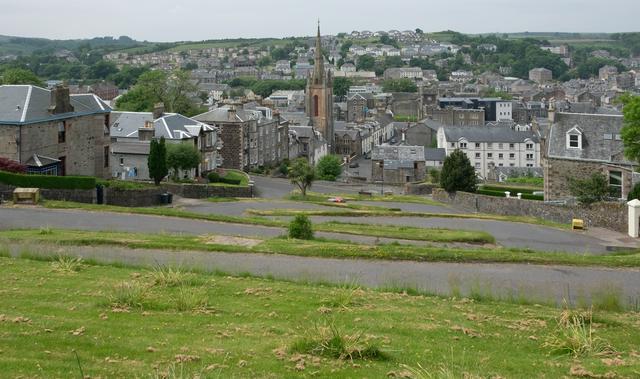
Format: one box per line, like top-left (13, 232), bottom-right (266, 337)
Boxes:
top-left (9, 243), bottom-right (640, 308)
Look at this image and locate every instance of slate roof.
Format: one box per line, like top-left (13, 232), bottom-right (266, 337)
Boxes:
top-left (372, 145), bottom-right (425, 161)
top-left (193, 107), bottom-right (262, 123)
top-left (424, 148), bottom-right (446, 161)
top-left (110, 111), bottom-right (215, 140)
top-left (443, 126), bottom-right (539, 143)
top-left (111, 141), bottom-right (151, 155)
top-left (547, 112), bottom-right (634, 165)
top-left (0, 85), bottom-right (110, 125)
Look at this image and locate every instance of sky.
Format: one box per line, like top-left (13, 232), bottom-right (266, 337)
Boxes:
top-left (0, 0), bottom-right (639, 41)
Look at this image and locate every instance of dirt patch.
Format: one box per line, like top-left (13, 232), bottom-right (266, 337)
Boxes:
top-left (201, 235), bottom-right (262, 248)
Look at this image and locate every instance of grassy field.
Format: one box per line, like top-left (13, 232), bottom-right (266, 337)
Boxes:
top-left (0, 256), bottom-right (639, 378)
top-left (289, 192), bottom-right (445, 207)
top-left (168, 38), bottom-right (286, 52)
top-left (1, 229), bottom-right (639, 268)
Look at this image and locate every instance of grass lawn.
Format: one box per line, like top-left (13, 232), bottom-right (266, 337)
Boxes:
top-left (209, 169), bottom-right (250, 188)
top-left (1, 229), bottom-right (639, 268)
top-left (1, 256), bottom-right (639, 378)
top-left (289, 191), bottom-right (445, 207)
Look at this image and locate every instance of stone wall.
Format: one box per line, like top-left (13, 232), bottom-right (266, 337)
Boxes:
top-left (433, 188), bottom-right (627, 233)
top-left (405, 182), bottom-right (436, 195)
top-left (0, 183), bottom-right (96, 204)
top-left (162, 183), bottom-right (252, 199)
top-left (105, 187), bottom-right (165, 207)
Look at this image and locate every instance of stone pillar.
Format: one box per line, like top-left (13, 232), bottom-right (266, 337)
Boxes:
top-left (627, 199), bottom-right (640, 238)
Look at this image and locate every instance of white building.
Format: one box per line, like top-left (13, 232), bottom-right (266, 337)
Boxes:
top-left (437, 126), bottom-right (541, 179)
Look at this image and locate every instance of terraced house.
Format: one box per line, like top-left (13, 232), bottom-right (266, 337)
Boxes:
top-left (0, 84), bottom-right (111, 178)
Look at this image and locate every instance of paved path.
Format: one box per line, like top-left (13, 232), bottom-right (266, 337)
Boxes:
top-left (9, 243), bottom-right (640, 308)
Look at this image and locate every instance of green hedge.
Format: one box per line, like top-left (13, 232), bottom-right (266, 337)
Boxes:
top-left (207, 172), bottom-right (242, 186)
top-left (0, 171), bottom-right (96, 190)
top-left (477, 188), bottom-right (543, 201)
top-left (481, 185), bottom-right (537, 194)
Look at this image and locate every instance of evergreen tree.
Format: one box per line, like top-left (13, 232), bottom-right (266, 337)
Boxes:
top-left (148, 137), bottom-right (168, 185)
top-left (440, 149), bottom-right (477, 193)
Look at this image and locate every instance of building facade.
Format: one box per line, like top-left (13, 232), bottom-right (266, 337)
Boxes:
top-left (371, 145), bottom-right (426, 184)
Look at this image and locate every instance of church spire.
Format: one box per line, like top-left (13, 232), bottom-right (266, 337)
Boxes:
top-left (313, 21), bottom-right (325, 85)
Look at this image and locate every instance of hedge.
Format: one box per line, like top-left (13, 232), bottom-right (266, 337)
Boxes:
top-left (207, 172), bottom-right (242, 186)
top-left (0, 171), bottom-right (96, 190)
top-left (481, 185), bottom-right (537, 194)
top-left (477, 188), bottom-right (543, 201)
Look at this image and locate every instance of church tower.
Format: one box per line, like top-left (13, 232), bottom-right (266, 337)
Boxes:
top-left (306, 23), bottom-right (334, 152)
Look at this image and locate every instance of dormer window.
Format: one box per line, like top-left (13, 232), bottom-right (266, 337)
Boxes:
top-left (566, 126), bottom-right (583, 149)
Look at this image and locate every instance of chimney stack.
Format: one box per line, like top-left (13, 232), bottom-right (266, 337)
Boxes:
top-left (49, 85), bottom-right (74, 115)
top-left (227, 107), bottom-right (237, 121)
top-left (153, 103), bottom-right (165, 119)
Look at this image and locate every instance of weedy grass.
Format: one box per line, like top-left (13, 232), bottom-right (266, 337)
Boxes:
top-left (0, 256), bottom-right (639, 377)
top-left (544, 306), bottom-right (615, 358)
top-left (50, 255), bottom-right (84, 273)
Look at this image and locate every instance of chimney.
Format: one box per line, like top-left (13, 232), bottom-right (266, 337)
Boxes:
top-left (138, 121), bottom-right (155, 141)
top-left (548, 102), bottom-right (556, 123)
top-left (49, 85), bottom-right (74, 115)
top-left (153, 103), bottom-right (165, 119)
top-left (227, 107), bottom-right (237, 121)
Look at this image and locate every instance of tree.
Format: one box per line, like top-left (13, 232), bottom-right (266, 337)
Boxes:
top-left (569, 173), bottom-right (609, 205)
top-left (333, 77), bottom-right (352, 98)
top-left (288, 214), bottom-right (314, 240)
top-left (415, 28), bottom-right (424, 35)
top-left (166, 142), bottom-right (201, 180)
top-left (356, 55), bottom-right (375, 71)
top-left (148, 137), bottom-right (168, 185)
top-left (382, 79), bottom-right (418, 93)
top-left (440, 149), bottom-right (477, 193)
top-left (288, 158), bottom-right (316, 197)
top-left (0, 157), bottom-right (26, 173)
top-left (620, 95), bottom-right (640, 163)
top-left (1, 68), bottom-right (43, 87)
top-left (88, 60), bottom-right (118, 80)
top-left (316, 155), bottom-right (343, 181)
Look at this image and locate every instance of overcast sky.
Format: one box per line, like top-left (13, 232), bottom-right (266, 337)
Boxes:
top-left (1, 0), bottom-right (638, 41)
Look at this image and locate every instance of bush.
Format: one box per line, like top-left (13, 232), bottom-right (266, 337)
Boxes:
top-left (0, 157), bottom-right (26, 173)
top-left (569, 173), bottom-right (609, 205)
top-left (207, 172), bottom-right (242, 185)
top-left (628, 182), bottom-right (640, 201)
top-left (289, 214), bottom-right (313, 240)
top-left (429, 168), bottom-right (440, 184)
top-left (0, 171), bottom-right (96, 190)
top-left (316, 155), bottom-right (342, 181)
top-left (440, 149), bottom-right (477, 193)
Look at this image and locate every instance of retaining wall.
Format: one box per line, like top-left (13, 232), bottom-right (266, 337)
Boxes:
top-left (162, 183), bottom-right (252, 199)
top-left (433, 188), bottom-right (627, 233)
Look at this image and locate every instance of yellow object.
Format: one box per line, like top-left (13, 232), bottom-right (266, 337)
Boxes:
top-left (13, 188), bottom-right (40, 204)
top-left (572, 219), bottom-right (585, 230)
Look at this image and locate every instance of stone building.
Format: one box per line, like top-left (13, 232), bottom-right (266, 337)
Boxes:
top-left (529, 68), bottom-right (553, 84)
top-left (428, 107), bottom-right (485, 126)
top-left (543, 109), bottom-right (636, 201)
top-left (346, 93), bottom-right (373, 123)
top-left (371, 144), bottom-right (426, 184)
top-left (0, 84), bottom-right (111, 178)
top-left (306, 24), bottom-right (334, 152)
top-left (110, 105), bottom-right (220, 180)
top-left (194, 105), bottom-right (289, 171)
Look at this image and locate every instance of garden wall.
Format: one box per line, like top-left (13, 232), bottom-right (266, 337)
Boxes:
top-left (433, 188), bottom-right (627, 233)
top-left (0, 183), bottom-right (96, 204)
top-left (405, 183), bottom-right (436, 195)
top-left (105, 187), bottom-right (165, 207)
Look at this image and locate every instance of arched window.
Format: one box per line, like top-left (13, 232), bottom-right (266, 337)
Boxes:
top-left (313, 95), bottom-right (319, 117)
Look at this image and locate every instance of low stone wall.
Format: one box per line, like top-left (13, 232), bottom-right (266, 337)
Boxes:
top-left (105, 187), bottom-right (165, 207)
top-left (433, 188), bottom-right (627, 233)
top-left (162, 183), bottom-right (252, 199)
top-left (0, 183), bottom-right (96, 204)
top-left (405, 183), bottom-right (436, 195)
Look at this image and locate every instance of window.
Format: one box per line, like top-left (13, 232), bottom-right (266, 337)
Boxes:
top-left (609, 171), bottom-right (623, 199)
top-left (498, 153), bottom-right (504, 159)
top-left (498, 163), bottom-right (504, 167)
top-left (526, 143), bottom-right (534, 150)
top-left (509, 153), bottom-right (515, 159)
top-left (104, 114), bottom-right (110, 136)
top-left (487, 143), bottom-right (493, 149)
top-left (450, 142), bottom-right (455, 148)
top-left (475, 143), bottom-right (480, 149)
top-left (58, 121), bottom-right (67, 143)
top-left (460, 142), bottom-right (467, 149)
top-left (509, 163), bottom-right (515, 167)
top-left (509, 143), bottom-right (515, 150)
top-left (313, 95), bottom-right (319, 117)
top-left (526, 154), bottom-right (534, 160)
top-left (498, 143), bottom-right (503, 149)
top-left (104, 146), bottom-right (109, 168)
top-left (568, 134), bottom-right (580, 148)
top-left (475, 153), bottom-right (481, 159)
top-left (526, 164), bottom-right (534, 167)
top-left (487, 153), bottom-right (493, 158)
top-left (475, 163), bottom-right (481, 168)
top-left (119, 157), bottom-right (124, 165)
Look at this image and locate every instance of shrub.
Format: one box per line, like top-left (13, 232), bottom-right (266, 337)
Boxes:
top-left (289, 214), bottom-right (313, 240)
top-left (481, 185), bottom-right (537, 194)
top-left (569, 173), bottom-right (609, 205)
top-left (0, 171), bottom-right (96, 189)
top-left (208, 171), bottom-right (244, 186)
top-left (0, 157), bottom-right (26, 173)
top-left (316, 155), bottom-right (343, 181)
top-left (207, 172), bottom-right (221, 182)
top-left (440, 149), bottom-right (477, 193)
top-left (428, 168), bottom-right (440, 184)
top-left (628, 182), bottom-right (640, 201)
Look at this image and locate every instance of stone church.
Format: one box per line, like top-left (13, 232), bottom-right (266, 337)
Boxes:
top-left (305, 24), bottom-right (334, 152)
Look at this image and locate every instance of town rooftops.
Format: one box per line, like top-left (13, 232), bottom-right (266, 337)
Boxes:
top-left (193, 106), bottom-right (262, 123)
top-left (443, 126), bottom-right (539, 143)
top-left (0, 84), bottom-right (111, 125)
top-left (110, 111), bottom-right (215, 140)
top-left (547, 112), bottom-right (634, 165)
